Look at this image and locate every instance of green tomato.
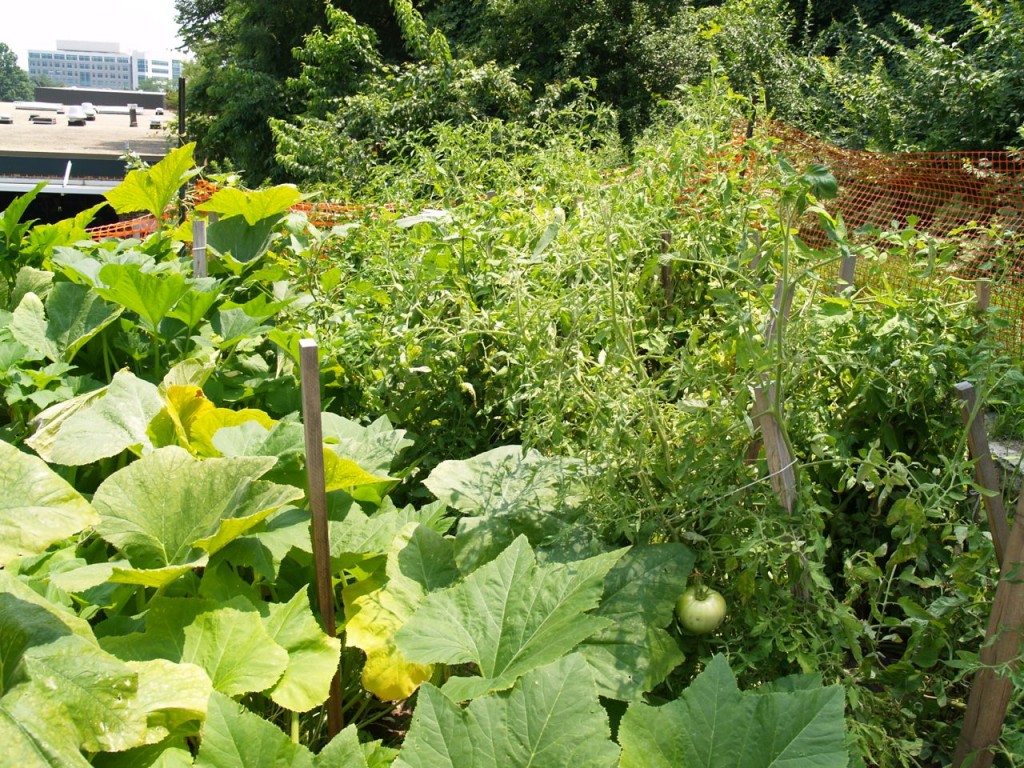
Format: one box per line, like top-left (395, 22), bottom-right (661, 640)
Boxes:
top-left (675, 586), bottom-right (727, 634)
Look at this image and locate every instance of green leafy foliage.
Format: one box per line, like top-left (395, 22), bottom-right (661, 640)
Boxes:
top-left (396, 536), bottom-right (624, 700)
top-left (105, 144), bottom-right (200, 219)
top-left (0, 439), bottom-right (98, 565)
top-left (618, 655), bottom-right (848, 767)
top-left (394, 655), bottom-right (619, 768)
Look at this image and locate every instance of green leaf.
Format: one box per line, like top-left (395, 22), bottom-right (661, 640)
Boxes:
top-left (166, 277), bottom-right (223, 330)
top-left (0, 703), bottom-right (92, 768)
top-left (396, 536), bottom-right (624, 700)
top-left (9, 292), bottom-right (59, 362)
top-left (578, 544), bottom-right (692, 700)
top-left (102, 598), bottom-right (288, 698)
top-left (262, 591), bottom-right (341, 712)
top-left (344, 524), bottom-right (459, 700)
top-left (424, 446), bottom-right (591, 571)
top-left (127, 659), bottom-right (211, 743)
top-left (10, 284), bottom-right (122, 363)
top-left (617, 655), bottom-right (848, 768)
top-left (8, 634), bottom-right (147, 752)
top-left (315, 725), bottom-right (398, 768)
top-left (197, 186), bottom-right (303, 226)
top-left (195, 690), bottom-right (314, 768)
top-left (206, 216), bottom-right (281, 267)
top-left (96, 264), bottom-right (191, 334)
top-left (94, 446), bottom-right (302, 575)
top-left (27, 371), bottom-right (164, 465)
top-left (92, 740), bottom-right (196, 768)
top-left (105, 144), bottom-right (198, 219)
top-left (322, 414), bottom-right (413, 476)
top-left (182, 608), bottom-right (288, 696)
top-left (330, 499), bottom-right (452, 560)
top-left (394, 655), bottom-right (619, 768)
top-left (0, 440), bottom-right (99, 566)
top-left (11, 266), bottom-right (54, 307)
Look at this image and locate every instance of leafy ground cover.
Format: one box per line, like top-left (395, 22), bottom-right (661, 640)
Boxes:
top-left (1, 84), bottom-right (1022, 767)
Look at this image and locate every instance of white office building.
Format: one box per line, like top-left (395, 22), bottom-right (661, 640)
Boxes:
top-left (27, 41), bottom-right (186, 90)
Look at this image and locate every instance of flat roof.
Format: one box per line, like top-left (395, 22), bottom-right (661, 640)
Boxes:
top-left (0, 101), bottom-right (172, 159)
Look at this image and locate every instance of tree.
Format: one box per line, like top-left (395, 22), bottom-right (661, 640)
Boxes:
top-left (0, 42), bottom-right (32, 101)
top-left (174, 0), bottom-right (329, 181)
top-left (138, 77), bottom-right (171, 92)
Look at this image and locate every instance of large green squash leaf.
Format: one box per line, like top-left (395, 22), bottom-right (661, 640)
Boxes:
top-left (322, 414), bottom-right (413, 476)
top-left (92, 739), bottom-right (196, 768)
top-left (127, 659), bottom-right (211, 744)
top-left (330, 499), bottom-right (450, 560)
top-left (262, 590), bottom-right (341, 712)
top-left (27, 371), bottom-right (163, 465)
top-left (0, 703), bottom-right (92, 768)
top-left (93, 446), bottom-right (302, 584)
top-left (105, 143), bottom-right (198, 219)
top-left (396, 536), bottom-right (624, 700)
top-left (617, 654), bottom-right (848, 768)
top-left (344, 524), bottom-right (459, 700)
top-left (195, 691), bottom-right (313, 768)
top-left (578, 544), bottom-right (693, 700)
top-left (8, 283), bottom-right (121, 363)
top-left (196, 185), bottom-right (303, 226)
top-left (0, 584), bottom-right (101, 767)
top-left (0, 440), bottom-right (99, 566)
top-left (424, 446), bottom-right (591, 571)
top-left (315, 726), bottom-right (397, 768)
top-left (101, 598), bottom-right (287, 698)
top-left (96, 264), bottom-right (192, 334)
top-left (394, 655), bottom-right (619, 768)
top-left (6, 634), bottom-right (147, 752)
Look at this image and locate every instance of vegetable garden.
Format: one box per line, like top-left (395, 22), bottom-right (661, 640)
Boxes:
top-left (1, 88), bottom-right (1023, 767)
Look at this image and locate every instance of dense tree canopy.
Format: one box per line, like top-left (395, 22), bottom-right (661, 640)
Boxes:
top-left (0, 42), bottom-right (32, 102)
top-left (173, 0), bottom-right (1024, 182)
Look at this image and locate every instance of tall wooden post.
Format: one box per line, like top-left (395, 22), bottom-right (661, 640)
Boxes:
top-left (955, 382), bottom-right (1009, 565)
top-left (299, 338), bottom-right (344, 737)
top-left (953, 494), bottom-right (1024, 767)
top-left (192, 218), bottom-right (207, 278)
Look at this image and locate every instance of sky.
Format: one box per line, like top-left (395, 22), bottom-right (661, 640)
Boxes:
top-left (3, 0), bottom-right (185, 68)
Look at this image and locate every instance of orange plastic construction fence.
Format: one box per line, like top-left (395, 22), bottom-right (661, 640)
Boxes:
top-left (772, 123), bottom-right (1024, 357)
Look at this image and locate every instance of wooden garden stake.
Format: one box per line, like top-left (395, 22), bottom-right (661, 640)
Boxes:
top-left (299, 338), bottom-right (344, 737)
top-left (836, 254), bottom-right (857, 295)
top-left (192, 218), bottom-right (207, 278)
top-left (955, 381), bottom-right (1010, 566)
top-left (952, 492), bottom-right (1024, 768)
top-left (763, 278), bottom-right (794, 344)
top-left (976, 279), bottom-right (991, 312)
top-left (751, 382), bottom-right (797, 514)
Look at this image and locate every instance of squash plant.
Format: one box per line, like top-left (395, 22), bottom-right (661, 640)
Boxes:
top-left (0, 126), bottom-right (854, 766)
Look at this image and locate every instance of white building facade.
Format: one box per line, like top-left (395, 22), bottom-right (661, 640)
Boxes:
top-left (28, 41), bottom-right (185, 90)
